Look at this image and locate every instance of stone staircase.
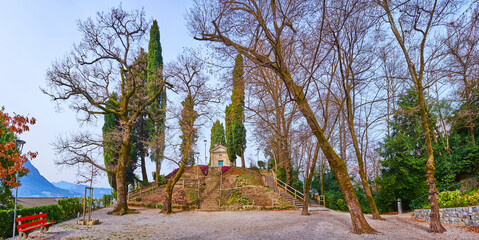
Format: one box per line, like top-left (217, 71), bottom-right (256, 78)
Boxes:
top-left (263, 172), bottom-right (322, 210)
top-left (199, 167), bottom-right (221, 211)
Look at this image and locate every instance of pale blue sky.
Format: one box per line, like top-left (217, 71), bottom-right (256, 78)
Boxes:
top-left (0, 0), bottom-right (210, 188)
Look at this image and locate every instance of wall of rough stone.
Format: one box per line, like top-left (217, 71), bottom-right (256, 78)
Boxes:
top-left (414, 207), bottom-right (479, 226)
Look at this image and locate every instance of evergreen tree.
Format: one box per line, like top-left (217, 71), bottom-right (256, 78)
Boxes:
top-left (376, 89), bottom-right (454, 212)
top-left (225, 53), bottom-right (247, 167)
top-left (147, 20), bottom-right (167, 183)
top-left (225, 105), bottom-right (236, 165)
top-left (102, 93), bottom-right (120, 193)
top-left (210, 120), bottom-right (226, 149)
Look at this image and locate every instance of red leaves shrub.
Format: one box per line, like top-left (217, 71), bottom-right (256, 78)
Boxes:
top-left (221, 166), bottom-right (231, 174)
top-left (199, 165), bottom-right (208, 175)
top-left (166, 168), bottom-right (179, 178)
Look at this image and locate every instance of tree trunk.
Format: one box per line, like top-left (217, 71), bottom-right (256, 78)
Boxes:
top-left (141, 154), bottom-right (148, 185)
top-left (280, 71), bottom-right (375, 233)
top-left (344, 90), bottom-right (382, 220)
top-left (241, 148), bottom-right (245, 168)
top-left (417, 83), bottom-right (447, 233)
top-left (110, 124), bottom-right (133, 215)
top-left (281, 137), bottom-right (292, 185)
top-left (302, 143), bottom-right (320, 216)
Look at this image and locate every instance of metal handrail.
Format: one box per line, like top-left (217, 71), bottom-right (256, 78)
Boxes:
top-left (271, 170), bottom-right (304, 201)
top-left (412, 175), bottom-right (479, 209)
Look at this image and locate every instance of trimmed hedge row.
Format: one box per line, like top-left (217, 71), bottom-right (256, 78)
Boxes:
top-left (0, 195), bottom-right (112, 239)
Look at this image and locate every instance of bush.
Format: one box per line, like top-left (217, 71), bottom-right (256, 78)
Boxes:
top-left (199, 165), bottom-right (209, 175)
top-left (102, 194), bottom-right (112, 206)
top-left (135, 197), bottom-right (142, 202)
top-left (58, 197), bottom-right (82, 219)
top-left (221, 166), bottom-right (231, 174)
top-left (336, 199), bottom-right (348, 212)
top-left (436, 189), bottom-right (479, 208)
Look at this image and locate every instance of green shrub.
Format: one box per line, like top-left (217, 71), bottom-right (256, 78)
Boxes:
top-left (135, 197), bottom-right (142, 202)
top-left (102, 194), bottom-right (112, 206)
top-left (58, 197), bottom-right (82, 219)
top-left (336, 199), bottom-right (348, 212)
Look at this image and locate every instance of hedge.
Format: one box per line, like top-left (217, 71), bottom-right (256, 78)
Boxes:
top-left (0, 195), bottom-right (113, 239)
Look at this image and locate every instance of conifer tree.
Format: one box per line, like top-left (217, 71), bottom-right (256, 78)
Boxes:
top-left (210, 120), bottom-right (226, 149)
top-left (147, 20), bottom-right (167, 184)
top-left (225, 54), bottom-right (247, 167)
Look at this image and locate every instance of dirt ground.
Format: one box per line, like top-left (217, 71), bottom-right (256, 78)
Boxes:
top-left (18, 206), bottom-right (479, 240)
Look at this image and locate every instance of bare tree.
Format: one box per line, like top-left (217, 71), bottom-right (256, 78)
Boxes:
top-left (187, 0), bottom-right (375, 233)
top-left (376, 0), bottom-right (458, 232)
top-left (445, 6), bottom-right (479, 144)
top-left (326, 0), bottom-right (383, 219)
top-left (162, 51), bottom-right (213, 214)
top-left (246, 66), bottom-right (298, 184)
top-left (43, 7), bottom-right (166, 215)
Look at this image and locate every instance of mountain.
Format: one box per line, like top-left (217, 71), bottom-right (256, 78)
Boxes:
top-left (19, 161), bottom-right (79, 198)
top-left (52, 181), bottom-right (112, 199)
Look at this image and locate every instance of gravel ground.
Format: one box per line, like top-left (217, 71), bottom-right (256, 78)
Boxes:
top-left (17, 206), bottom-right (479, 240)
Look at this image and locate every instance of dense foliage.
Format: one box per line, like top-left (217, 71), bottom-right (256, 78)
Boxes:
top-left (210, 120), bottom-right (226, 150)
top-left (225, 54), bottom-right (247, 167)
top-left (147, 20), bottom-right (167, 184)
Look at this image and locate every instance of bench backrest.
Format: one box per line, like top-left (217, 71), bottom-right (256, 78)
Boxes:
top-left (16, 213), bottom-right (49, 230)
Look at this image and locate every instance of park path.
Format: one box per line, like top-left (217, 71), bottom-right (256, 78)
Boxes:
top-left (19, 206), bottom-right (478, 239)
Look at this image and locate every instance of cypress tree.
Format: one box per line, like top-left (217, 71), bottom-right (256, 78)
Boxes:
top-left (225, 53), bottom-right (247, 167)
top-left (225, 105), bottom-right (236, 165)
top-left (147, 20), bottom-right (166, 183)
top-left (210, 120), bottom-right (226, 149)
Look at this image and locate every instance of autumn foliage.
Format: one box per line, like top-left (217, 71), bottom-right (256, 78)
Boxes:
top-left (0, 108), bottom-right (37, 188)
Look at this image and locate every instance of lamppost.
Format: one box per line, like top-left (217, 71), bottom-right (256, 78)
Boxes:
top-left (204, 140), bottom-right (207, 165)
top-left (12, 139), bottom-right (26, 238)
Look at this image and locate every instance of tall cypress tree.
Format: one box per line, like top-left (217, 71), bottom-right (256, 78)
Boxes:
top-left (147, 20), bottom-right (166, 183)
top-left (225, 105), bottom-right (236, 165)
top-left (210, 120), bottom-right (226, 149)
top-left (225, 53), bottom-right (247, 167)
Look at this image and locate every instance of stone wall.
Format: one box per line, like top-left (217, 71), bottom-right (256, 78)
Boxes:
top-left (414, 206), bottom-right (479, 226)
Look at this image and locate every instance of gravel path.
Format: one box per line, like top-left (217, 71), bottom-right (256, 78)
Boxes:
top-left (19, 206), bottom-right (478, 239)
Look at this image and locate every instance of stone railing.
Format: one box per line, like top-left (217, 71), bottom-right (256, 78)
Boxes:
top-left (414, 206), bottom-right (479, 227)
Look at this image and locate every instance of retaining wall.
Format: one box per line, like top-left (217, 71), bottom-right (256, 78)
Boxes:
top-left (414, 206), bottom-right (479, 226)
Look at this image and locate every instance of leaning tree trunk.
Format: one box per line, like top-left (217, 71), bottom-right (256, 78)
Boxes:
top-left (280, 71), bottom-right (376, 233)
top-left (346, 109), bottom-right (382, 220)
top-left (417, 83), bottom-right (447, 233)
top-left (163, 161), bottom-right (187, 214)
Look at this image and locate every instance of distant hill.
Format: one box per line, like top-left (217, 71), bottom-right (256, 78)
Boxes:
top-left (19, 161), bottom-right (112, 199)
top-left (52, 181), bottom-right (112, 199)
top-left (19, 161), bottom-right (78, 198)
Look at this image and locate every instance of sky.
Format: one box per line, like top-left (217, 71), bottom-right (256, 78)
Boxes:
top-left (0, 0), bottom-right (222, 188)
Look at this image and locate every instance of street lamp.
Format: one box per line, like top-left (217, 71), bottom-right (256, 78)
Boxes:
top-left (12, 139), bottom-right (26, 238)
top-left (204, 140), bottom-right (207, 165)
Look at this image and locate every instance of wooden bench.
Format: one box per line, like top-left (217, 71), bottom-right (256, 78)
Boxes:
top-left (16, 212), bottom-right (56, 239)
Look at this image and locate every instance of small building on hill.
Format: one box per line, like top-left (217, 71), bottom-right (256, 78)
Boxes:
top-left (210, 144), bottom-right (231, 167)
